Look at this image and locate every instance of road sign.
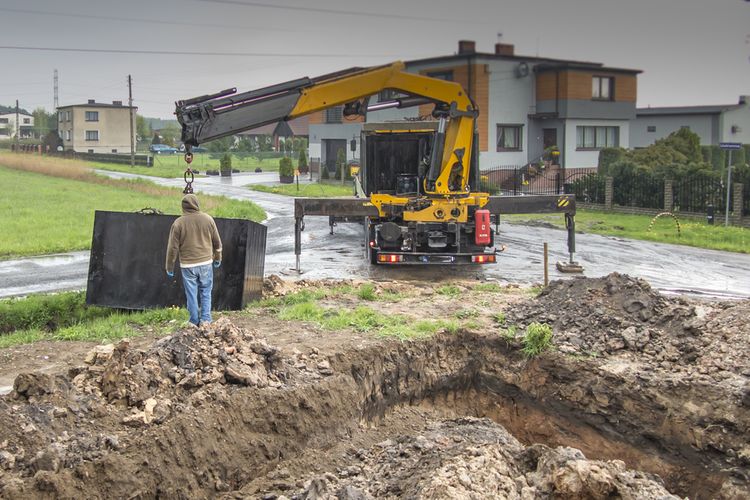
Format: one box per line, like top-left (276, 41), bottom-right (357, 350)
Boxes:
top-left (719, 142), bottom-right (742, 150)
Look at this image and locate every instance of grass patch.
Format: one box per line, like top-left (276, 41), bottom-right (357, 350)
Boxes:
top-left (0, 291), bottom-right (112, 333)
top-left (435, 284), bottom-right (461, 297)
top-left (493, 312), bottom-right (507, 325)
top-left (248, 182), bottom-right (354, 198)
top-left (90, 154), bottom-right (293, 178)
top-left (500, 324), bottom-right (518, 342)
top-left (508, 209), bottom-right (749, 254)
top-left (472, 283), bottom-right (505, 293)
top-left (522, 322), bottom-right (553, 357)
top-left (454, 308), bottom-right (480, 320)
top-left (0, 154), bottom-right (265, 258)
top-left (357, 283), bottom-right (377, 301)
top-left (0, 306), bottom-right (188, 348)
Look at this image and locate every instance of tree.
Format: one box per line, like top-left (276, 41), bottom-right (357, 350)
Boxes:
top-left (159, 123), bottom-right (181, 146)
top-left (152, 132), bottom-right (161, 145)
top-left (220, 153), bottom-right (232, 177)
top-left (32, 107), bottom-right (56, 138)
top-left (136, 114), bottom-right (151, 141)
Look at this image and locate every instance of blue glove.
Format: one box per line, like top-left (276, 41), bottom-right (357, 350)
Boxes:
top-left (213, 260), bottom-right (221, 269)
top-left (166, 271), bottom-right (174, 278)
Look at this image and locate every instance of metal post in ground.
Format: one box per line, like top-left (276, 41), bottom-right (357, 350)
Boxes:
top-left (543, 242), bottom-right (549, 287)
top-left (726, 150), bottom-right (733, 226)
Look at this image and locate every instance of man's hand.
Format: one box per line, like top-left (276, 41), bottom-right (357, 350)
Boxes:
top-left (166, 270), bottom-right (174, 278)
top-left (213, 260), bottom-right (221, 269)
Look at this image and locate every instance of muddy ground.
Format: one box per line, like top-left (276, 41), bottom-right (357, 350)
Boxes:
top-left (0, 274), bottom-right (748, 499)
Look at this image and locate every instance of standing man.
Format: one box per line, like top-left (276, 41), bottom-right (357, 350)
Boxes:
top-left (166, 194), bottom-right (223, 326)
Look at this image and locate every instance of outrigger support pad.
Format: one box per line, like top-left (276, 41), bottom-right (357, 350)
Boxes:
top-left (557, 213), bottom-right (583, 273)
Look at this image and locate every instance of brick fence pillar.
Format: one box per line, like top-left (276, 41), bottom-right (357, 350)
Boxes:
top-left (605, 176), bottom-right (614, 210)
top-left (733, 182), bottom-right (744, 225)
top-left (664, 179), bottom-right (673, 212)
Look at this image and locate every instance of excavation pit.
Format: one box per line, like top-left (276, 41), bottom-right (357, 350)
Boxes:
top-left (0, 274), bottom-right (748, 499)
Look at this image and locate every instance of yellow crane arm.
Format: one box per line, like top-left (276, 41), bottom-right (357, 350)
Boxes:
top-left (175, 62), bottom-right (477, 195)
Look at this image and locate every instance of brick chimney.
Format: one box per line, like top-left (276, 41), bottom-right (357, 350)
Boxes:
top-left (458, 40), bottom-right (476, 55)
top-left (112, 100), bottom-right (122, 106)
top-left (495, 43), bottom-right (515, 56)
top-left (87, 99), bottom-right (95, 104)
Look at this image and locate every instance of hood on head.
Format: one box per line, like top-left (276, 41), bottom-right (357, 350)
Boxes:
top-left (182, 194), bottom-right (200, 213)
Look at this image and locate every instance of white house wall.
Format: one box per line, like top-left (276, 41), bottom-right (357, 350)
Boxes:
top-left (720, 100), bottom-right (750, 144)
top-left (565, 119), bottom-right (630, 169)
top-left (483, 59), bottom-right (536, 169)
top-left (631, 114), bottom-right (716, 147)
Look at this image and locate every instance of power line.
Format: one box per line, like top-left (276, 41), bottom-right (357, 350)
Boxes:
top-left (0, 6), bottom-right (297, 32)
top-left (0, 45), bottom-right (412, 58)
top-left (196, 0), bottom-right (485, 23)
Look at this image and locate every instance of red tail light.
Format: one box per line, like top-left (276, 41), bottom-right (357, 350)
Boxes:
top-left (472, 254), bottom-right (496, 264)
top-left (377, 254), bottom-right (404, 263)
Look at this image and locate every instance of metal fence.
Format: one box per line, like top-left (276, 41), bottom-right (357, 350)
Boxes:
top-left (673, 172), bottom-right (726, 214)
top-left (567, 172), bottom-right (606, 204)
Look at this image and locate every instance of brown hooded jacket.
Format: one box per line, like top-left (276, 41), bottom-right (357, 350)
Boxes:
top-left (165, 194), bottom-right (222, 271)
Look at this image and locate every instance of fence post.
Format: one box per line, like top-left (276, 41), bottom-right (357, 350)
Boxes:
top-left (605, 176), bottom-right (614, 210)
top-left (733, 182), bottom-right (744, 225)
top-left (664, 179), bottom-right (673, 212)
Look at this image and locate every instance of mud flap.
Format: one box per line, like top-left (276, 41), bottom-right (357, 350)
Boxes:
top-left (86, 211), bottom-right (266, 310)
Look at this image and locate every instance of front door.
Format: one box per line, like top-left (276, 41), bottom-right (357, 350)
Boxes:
top-left (543, 128), bottom-right (559, 166)
top-left (323, 139), bottom-right (347, 176)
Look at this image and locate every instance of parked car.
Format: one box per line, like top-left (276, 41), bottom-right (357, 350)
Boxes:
top-left (178, 144), bottom-right (207, 153)
top-left (150, 144), bottom-right (178, 154)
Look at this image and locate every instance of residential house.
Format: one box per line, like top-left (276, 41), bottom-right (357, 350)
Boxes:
top-left (0, 110), bottom-right (34, 139)
top-left (631, 96), bottom-right (750, 147)
top-left (308, 40), bottom-right (641, 172)
top-left (57, 100), bottom-right (136, 153)
top-left (239, 116), bottom-right (309, 151)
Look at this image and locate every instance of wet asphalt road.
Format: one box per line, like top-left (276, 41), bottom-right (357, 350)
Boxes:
top-left (1, 171), bottom-right (749, 299)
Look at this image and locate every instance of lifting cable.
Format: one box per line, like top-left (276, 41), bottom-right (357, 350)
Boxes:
top-left (183, 151), bottom-right (194, 194)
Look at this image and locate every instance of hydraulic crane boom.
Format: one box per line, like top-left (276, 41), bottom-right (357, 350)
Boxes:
top-left (175, 62), bottom-right (478, 196)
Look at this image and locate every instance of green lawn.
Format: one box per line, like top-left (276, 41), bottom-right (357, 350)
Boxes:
top-left (89, 154), bottom-right (300, 178)
top-left (508, 209), bottom-right (749, 254)
top-left (248, 182), bottom-right (355, 197)
top-left (0, 165), bottom-right (265, 258)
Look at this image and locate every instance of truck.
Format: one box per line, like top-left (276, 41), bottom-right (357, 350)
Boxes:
top-left (174, 62), bottom-right (579, 270)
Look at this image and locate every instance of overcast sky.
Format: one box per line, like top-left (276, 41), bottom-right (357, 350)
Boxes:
top-left (1, 0), bottom-right (748, 118)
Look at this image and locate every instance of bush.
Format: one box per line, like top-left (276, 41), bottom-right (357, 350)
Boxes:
top-left (279, 156), bottom-right (294, 177)
top-left (298, 149), bottom-right (309, 174)
top-left (220, 153), bottom-right (232, 176)
top-left (598, 148), bottom-right (625, 174)
top-left (522, 322), bottom-right (553, 357)
top-left (321, 165), bottom-right (330, 180)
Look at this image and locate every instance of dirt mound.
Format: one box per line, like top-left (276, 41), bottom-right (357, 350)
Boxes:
top-left (510, 273), bottom-right (750, 382)
top-left (290, 418), bottom-right (677, 500)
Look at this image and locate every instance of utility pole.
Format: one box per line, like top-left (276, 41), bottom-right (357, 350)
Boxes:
top-left (15, 99), bottom-right (19, 152)
top-left (53, 69), bottom-right (59, 110)
top-left (725, 149), bottom-right (733, 227)
top-left (128, 75), bottom-right (135, 167)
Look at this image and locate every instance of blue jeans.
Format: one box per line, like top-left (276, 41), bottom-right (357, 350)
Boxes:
top-left (181, 264), bottom-right (213, 325)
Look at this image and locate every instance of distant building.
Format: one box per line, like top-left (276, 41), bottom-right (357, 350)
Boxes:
top-left (309, 40), bottom-right (641, 171)
top-left (0, 111), bottom-right (34, 139)
top-left (239, 116), bottom-right (309, 150)
top-left (57, 100), bottom-right (136, 153)
top-left (631, 96), bottom-right (750, 147)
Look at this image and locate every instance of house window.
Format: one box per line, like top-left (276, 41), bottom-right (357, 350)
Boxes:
top-left (85, 111), bottom-right (99, 122)
top-left (325, 107), bottom-right (343, 124)
top-left (592, 76), bottom-right (613, 100)
top-left (88, 149), bottom-right (94, 154)
top-left (85, 130), bottom-right (99, 141)
top-left (65, 130), bottom-right (71, 141)
top-left (111, 149), bottom-right (118, 153)
top-left (426, 70), bottom-right (453, 81)
top-left (576, 126), bottom-right (619, 149)
top-left (0, 118), bottom-right (7, 124)
top-left (496, 124), bottom-right (523, 151)
top-left (23, 118), bottom-right (30, 124)
top-left (647, 126), bottom-right (656, 133)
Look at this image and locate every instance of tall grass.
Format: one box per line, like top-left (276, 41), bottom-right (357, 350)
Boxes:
top-left (0, 155), bottom-right (265, 257)
top-left (0, 291), bottom-right (111, 333)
